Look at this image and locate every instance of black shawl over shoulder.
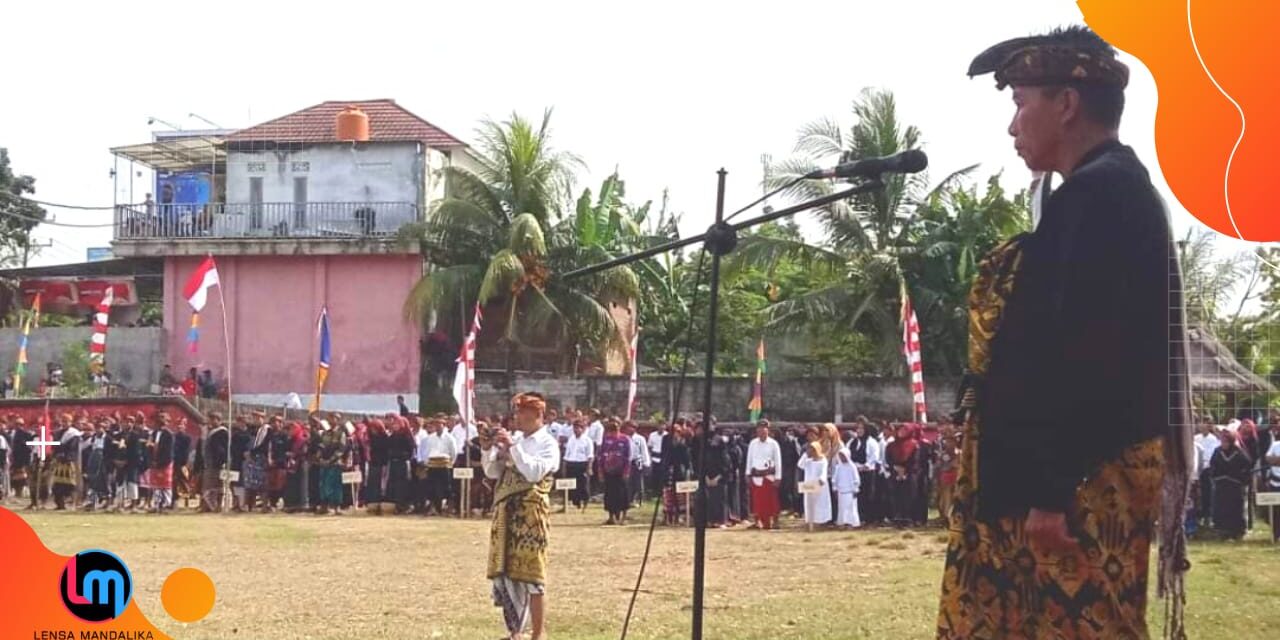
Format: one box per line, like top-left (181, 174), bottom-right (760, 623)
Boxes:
top-left (977, 140), bottom-right (1190, 519)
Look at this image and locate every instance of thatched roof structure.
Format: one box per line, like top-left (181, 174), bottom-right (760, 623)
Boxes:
top-left (1186, 326), bottom-right (1275, 394)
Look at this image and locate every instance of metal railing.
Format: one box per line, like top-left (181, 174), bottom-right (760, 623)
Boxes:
top-left (113, 201), bottom-right (419, 240)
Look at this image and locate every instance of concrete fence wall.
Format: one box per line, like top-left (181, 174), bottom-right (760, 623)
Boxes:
top-left (0, 327), bottom-right (165, 392)
top-left (472, 371), bottom-right (959, 422)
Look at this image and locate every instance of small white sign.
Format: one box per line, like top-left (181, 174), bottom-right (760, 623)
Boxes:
top-left (219, 470), bottom-right (240, 483)
top-left (342, 471), bottom-right (363, 484)
top-left (555, 478), bottom-right (577, 491)
top-left (798, 480), bottom-right (822, 494)
top-left (1258, 492), bottom-right (1280, 506)
top-left (675, 480), bottom-right (700, 494)
top-left (453, 467), bottom-right (475, 480)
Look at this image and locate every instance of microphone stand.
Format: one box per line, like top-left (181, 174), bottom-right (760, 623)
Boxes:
top-left (565, 172), bottom-right (884, 640)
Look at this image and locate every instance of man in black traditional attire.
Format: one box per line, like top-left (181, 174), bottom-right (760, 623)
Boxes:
top-left (937, 25), bottom-right (1195, 640)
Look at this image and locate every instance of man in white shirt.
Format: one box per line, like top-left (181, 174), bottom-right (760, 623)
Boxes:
top-left (416, 417), bottom-right (459, 515)
top-left (745, 420), bottom-right (783, 529)
top-left (451, 416), bottom-right (479, 456)
top-left (586, 409), bottom-right (605, 447)
top-left (624, 422), bottom-right (651, 506)
top-left (1193, 419), bottom-right (1220, 525)
top-left (562, 421), bottom-right (594, 510)
top-left (647, 422), bottom-right (666, 495)
top-left (546, 409), bottom-right (569, 445)
top-left (482, 392), bottom-right (560, 640)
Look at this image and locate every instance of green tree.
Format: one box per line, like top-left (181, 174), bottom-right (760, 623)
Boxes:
top-left (899, 174), bottom-right (1031, 374)
top-left (0, 148), bottom-right (48, 267)
top-left (401, 111), bottom-right (655, 400)
top-left (739, 88), bottom-right (975, 374)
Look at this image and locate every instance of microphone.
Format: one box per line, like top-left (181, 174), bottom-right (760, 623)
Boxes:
top-left (805, 149), bottom-right (928, 179)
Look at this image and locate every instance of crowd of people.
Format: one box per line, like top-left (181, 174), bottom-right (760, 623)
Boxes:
top-left (1191, 413), bottom-right (1280, 541)
top-left (0, 403), bottom-right (964, 528)
top-left (2, 404), bottom-right (1274, 540)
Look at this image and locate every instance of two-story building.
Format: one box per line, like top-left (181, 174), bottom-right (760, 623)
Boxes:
top-left (110, 99), bottom-right (470, 412)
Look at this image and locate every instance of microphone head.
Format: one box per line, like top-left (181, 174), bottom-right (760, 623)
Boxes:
top-left (895, 149), bottom-right (929, 173)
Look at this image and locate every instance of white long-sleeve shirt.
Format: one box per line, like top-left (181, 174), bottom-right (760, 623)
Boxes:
top-left (564, 433), bottom-right (595, 463)
top-left (629, 433), bottom-right (651, 468)
top-left (1195, 432), bottom-right (1220, 474)
top-left (745, 437), bottom-right (783, 486)
top-left (416, 430), bottom-right (458, 463)
top-left (798, 454), bottom-right (828, 487)
top-left (863, 438), bottom-right (883, 472)
top-left (450, 423), bottom-right (478, 454)
top-left (482, 426), bottom-right (561, 483)
top-left (587, 420), bottom-right (605, 446)
top-left (648, 430), bottom-right (666, 463)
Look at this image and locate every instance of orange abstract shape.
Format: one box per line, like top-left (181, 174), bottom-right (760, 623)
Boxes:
top-left (161, 568), bottom-right (216, 623)
top-left (0, 507), bottom-right (172, 639)
top-left (1079, 0), bottom-right (1279, 242)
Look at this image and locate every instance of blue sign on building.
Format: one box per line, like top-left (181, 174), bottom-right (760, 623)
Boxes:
top-left (86, 247), bottom-right (113, 262)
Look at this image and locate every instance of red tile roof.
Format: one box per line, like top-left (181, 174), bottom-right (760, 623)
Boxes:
top-left (225, 99), bottom-right (465, 148)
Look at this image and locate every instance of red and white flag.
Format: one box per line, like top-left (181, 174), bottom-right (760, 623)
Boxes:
top-left (89, 287), bottom-right (114, 372)
top-left (901, 283), bottom-right (928, 423)
top-left (625, 329), bottom-right (640, 420)
top-left (452, 304), bottom-right (483, 426)
top-left (183, 256), bottom-right (220, 312)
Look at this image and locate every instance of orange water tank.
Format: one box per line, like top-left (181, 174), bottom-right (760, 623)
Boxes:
top-left (336, 106), bottom-right (370, 142)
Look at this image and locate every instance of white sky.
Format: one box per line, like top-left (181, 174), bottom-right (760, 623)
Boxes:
top-left (1, 0), bottom-right (1263, 282)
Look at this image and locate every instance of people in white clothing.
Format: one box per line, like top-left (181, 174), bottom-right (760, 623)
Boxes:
top-left (562, 422), bottom-right (595, 509)
top-left (797, 441), bottom-right (831, 530)
top-left (586, 409), bottom-right (605, 446)
top-left (832, 448), bottom-right (861, 529)
top-left (745, 422), bottom-right (783, 529)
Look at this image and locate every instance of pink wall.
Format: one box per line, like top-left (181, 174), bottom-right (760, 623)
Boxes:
top-left (163, 254), bottom-right (421, 396)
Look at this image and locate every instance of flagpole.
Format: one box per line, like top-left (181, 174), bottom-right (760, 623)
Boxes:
top-left (216, 260), bottom-right (234, 514)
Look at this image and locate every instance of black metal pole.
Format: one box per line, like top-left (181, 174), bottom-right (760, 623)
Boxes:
top-left (562, 182), bottom-right (877, 281)
top-left (691, 169), bottom-right (727, 640)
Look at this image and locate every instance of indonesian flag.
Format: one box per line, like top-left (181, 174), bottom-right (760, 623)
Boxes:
top-left (89, 287), bottom-right (113, 372)
top-left (183, 256), bottom-right (220, 312)
top-left (901, 282), bottom-right (928, 423)
top-left (625, 329), bottom-right (640, 420)
top-left (452, 304), bottom-right (482, 426)
top-left (183, 256), bottom-right (220, 353)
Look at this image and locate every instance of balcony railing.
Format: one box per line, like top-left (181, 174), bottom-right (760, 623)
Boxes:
top-left (113, 201), bottom-right (420, 240)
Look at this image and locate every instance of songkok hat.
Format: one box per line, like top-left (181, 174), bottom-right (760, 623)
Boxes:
top-left (968, 26), bottom-right (1128, 90)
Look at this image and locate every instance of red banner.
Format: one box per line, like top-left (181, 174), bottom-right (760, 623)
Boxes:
top-left (76, 279), bottom-right (136, 307)
top-left (19, 278), bottom-right (136, 309)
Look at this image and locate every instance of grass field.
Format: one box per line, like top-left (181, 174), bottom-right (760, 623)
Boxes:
top-left (11, 499), bottom-right (1280, 640)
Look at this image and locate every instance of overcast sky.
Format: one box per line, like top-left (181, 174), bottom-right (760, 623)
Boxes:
top-left (2, 0), bottom-right (1262, 277)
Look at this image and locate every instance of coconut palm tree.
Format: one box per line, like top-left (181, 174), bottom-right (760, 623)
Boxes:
top-left (734, 88), bottom-right (975, 374)
top-left (402, 111), bottom-right (661, 378)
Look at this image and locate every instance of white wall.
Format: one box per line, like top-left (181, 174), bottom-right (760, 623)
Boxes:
top-left (227, 142), bottom-right (423, 207)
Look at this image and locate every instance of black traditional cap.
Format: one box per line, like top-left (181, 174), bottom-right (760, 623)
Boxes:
top-left (968, 26), bottom-right (1128, 90)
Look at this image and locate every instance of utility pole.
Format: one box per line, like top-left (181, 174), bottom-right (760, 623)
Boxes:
top-left (21, 237), bottom-right (53, 268)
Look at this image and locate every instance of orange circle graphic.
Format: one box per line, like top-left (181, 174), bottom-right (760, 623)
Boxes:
top-left (160, 567), bottom-right (216, 623)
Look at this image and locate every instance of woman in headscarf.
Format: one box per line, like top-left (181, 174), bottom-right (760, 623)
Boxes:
top-left (661, 421), bottom-right (691, 526)
top-left (1209, 430), bottom-right (1252, 539)
top-left (797, 441), bottom-right (831, 531)
top-left (598, 418), bottom-right (632, 525)
top-left (314, 418), bottom-right (348, 515)
top-left (283, 421), bottom-right (309, 513)
top-left (363, 418), bottom-right (389, 506)
top-left (385, 415), bottom-right (416, 514)
top-left (884, 423), bottom-right (922, 527)
top-left (819, 423), bottom-right (847, 524)
top-left (935, 425), bottom-right (961, 524)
